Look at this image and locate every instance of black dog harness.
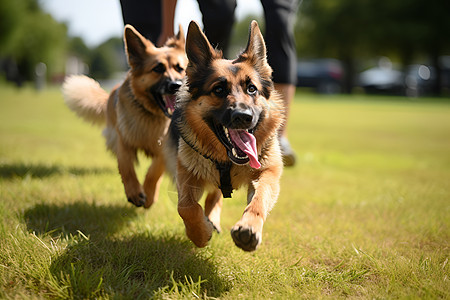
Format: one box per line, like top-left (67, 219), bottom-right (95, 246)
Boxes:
top-left (172, 110), bottom-right (234, 198)
top-left (214, 162), bottom-right (233, 198)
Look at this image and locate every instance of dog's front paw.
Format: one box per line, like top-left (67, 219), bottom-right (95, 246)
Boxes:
top-left (127, 192), bottom-right (147, 207)
top-left (231, 225), bottom-right (262, 251)
top-left (184, 216), bottom-right (214, 248)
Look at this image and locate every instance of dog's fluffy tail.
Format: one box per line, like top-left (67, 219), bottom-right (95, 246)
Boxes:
top-left (62, 75), bottom-right (109, 125)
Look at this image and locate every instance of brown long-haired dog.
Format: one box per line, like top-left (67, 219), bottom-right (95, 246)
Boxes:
top-left (166, 21), bottom-right (284, 251)
top-left (63, 25), bottom-right (187, 208)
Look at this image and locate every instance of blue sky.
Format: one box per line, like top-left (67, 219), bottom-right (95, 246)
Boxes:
top-left (41, 0), bottom-right (263, 47)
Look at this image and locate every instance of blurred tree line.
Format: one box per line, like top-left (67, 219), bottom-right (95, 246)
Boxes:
top-left (1, 0), bottom-right (449, 95)
top-left (294, 0), bottom-right (450, 94)
top-left (0, 0), bottom-right (66, 85)
top-left (68, 36), bottom-right (126, 80)
top-left (0, 0), bottom-right (125, 86)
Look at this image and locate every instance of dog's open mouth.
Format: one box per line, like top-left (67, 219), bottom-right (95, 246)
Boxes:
top-left (154, 93), bottom-right (176, 117)
top-left (214, 123), bottom-right (261, 169)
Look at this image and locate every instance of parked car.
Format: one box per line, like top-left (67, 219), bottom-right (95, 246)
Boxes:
top-left (296, 59), bottom-right (343, 94)
top-left (358, 65), bottom-right (404, 95)
top-left (360, 62), bottom-right (450, 96)
top-left (358, 56), bottom-right (450, 96)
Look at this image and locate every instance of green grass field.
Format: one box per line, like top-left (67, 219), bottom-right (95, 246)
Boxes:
top-left (1, 85), bottom-right (449, 299)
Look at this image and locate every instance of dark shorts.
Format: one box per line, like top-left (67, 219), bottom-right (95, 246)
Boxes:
top-left (261, 0), bottom-right (300, 85)
top-left (120, 0), bottom-right (162, 43)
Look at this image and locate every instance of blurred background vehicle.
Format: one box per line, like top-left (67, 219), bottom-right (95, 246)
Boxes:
top-left (357, 57), bottom-right (450, 97)
top-left (357, 57), bottom-right (404, 95)
top-left (296, 59), bottom-right (343, 94)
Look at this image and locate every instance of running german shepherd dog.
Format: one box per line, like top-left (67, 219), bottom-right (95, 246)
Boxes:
top-left (63, 25), bottom-right (187, 208)
top-left (166, 21), bottom-right (284, 251)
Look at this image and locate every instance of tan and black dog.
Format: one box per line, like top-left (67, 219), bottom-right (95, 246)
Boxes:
top-left (63, 25), bottom-right (187, 208)
top-left (166, 21), bottom-right (284, 251)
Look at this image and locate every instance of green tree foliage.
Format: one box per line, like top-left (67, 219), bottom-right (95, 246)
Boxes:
top-left (295, 0), bottom-right (450, 94)
top-left (0, 0), bottom-right (25, 51)
top-left (229, 15), bottom-right (264, 58)
top-left (68, 37), bottom-right (91, 62)
top-left (0, 0), bottom-right (127, 83)
top-left (0, 0), bottom-right (67, 83)
top-left (296, 0), bottom-right (380, 93)
top-left (89, 37), bottom-right (126, 80)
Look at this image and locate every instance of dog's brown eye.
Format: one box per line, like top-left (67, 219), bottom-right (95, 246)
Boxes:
top-left (175, 64), bottom-right (184, 73)
top-left (247, 84), bottom-right (257, 95)
top-left (152, 63), bottom-right (166, 74)
top-left (213, 86), bottom-right (226, 97)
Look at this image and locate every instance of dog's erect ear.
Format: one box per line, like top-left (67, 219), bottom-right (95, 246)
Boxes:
top-left (124, 24), bottom-right (154, 68)
top-left (176, 24), bottom-right (185, 45)
top-left (164, 24), bottom-right (185, 49)
top-left (241, 21), bottom-right (267, 64)
top-left (186, 21), bottom-right (215, 67)
top-left (238, 21), bottom-right (273, 99)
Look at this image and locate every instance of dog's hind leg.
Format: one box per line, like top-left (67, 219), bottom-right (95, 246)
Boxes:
top-left (176, 162), bottom-right (213, 247)
top-left (117, 140), bottom-right (146, 207)
top-left (204, 189), bottom-right (223, 233)
top-left (231, 167), bottom-right (282, 251)
top-left (143, 155), bottom-right (165, 208)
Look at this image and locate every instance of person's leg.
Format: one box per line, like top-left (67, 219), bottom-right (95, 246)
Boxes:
top-left (261, 0), bottom-right (300, 166)
top-left (120, 0), bottom-right (162, 44)
top-left (197, 0), bottom-right (237, 57)
top-left (274, 82), bottom-right (296, 166)
top-left (274, 83), bottom-right (295, 139)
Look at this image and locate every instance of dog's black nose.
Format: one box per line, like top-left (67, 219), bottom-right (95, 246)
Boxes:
top-left (230, 108), bottom-right (254, 129)
top-left (168, 80), bottom-right (182, 94)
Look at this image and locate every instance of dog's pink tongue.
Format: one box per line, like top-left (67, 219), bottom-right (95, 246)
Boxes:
top-left (163, 95), bottom-right (176, 111)
top-left (229, 129), bottom-right (261, 169)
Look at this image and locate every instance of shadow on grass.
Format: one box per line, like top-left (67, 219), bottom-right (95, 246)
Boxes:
top-left (24, 202), bottom-right (138, 239)
top-left (0, 162), bottom-right (113, 179)
top-left (49, 234), bottom-right (230, 298)
top-left (24, 202), bottom-right (230, 297)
